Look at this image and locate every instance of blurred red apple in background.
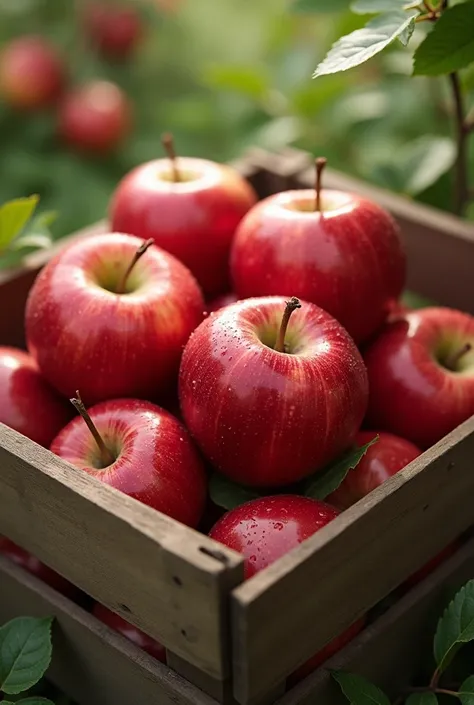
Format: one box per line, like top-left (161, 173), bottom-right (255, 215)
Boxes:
top-left (179, 296), bottom-right (368, 486)
top-left (58, 80), bottom-right (131, 154)
top-left (0, 347), bottom-right (72, 447)
top-left (364, 307), bottom-right (474, 448)
top-left (83, 3), bottom-right (143, 60)
top-left (110, 134), bottom-right (257, 297)
top-left (210, 495), bottom-right (365, 681)
top-left (51, 397), bottom-right (207, 527)
top-left (230, 158), bottom-right (405, 344)
top-left (0, 536), bottom-right (78, 598)
top-left (26, 233), bottom-right (204, 405)
top-left (93, 603), bottom-right (166, 661)
top-left (0, 36), bottom-right (65, 110)
top-left (327, 430), bottom-right (421, 510)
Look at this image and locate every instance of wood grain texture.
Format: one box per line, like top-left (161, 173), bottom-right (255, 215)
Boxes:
top-left (278, 537), bottom-right (474, 705)
top-left (0, 423), bottom-right (244, 680)
top-left (231, 414), bottom-right (474, 703)
top-left (0, 556), bottom-right (218, 705)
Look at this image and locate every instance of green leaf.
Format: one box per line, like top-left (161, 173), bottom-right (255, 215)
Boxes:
top-left (351, 0), bottom-right (416, 13)
top-left (303, 436), bottom-right (379, 500)
top-left (313, 12), bottom-right (417, 77)
top-left (0, 617), bottom-right (53, 694)
top-left (406, 693), bottom-right (438, 705)
top-left (292, 0), bottom-right (350, 13)
top-left (413, 2), bottom-right (474, 76)
top-left (4, 699), bottom-right (56, 705)
top-left (400, 136), bottom-right (456, 195)
top-left (0, 196), bottom-right (39, 251)
top-left (209, 473), bottom-right (261, 511)
top-left (331, 670), bottom-right (390, 705)
top-left (459, 675), bottom-right (474, 704)
top-left (433, 580), bottom-right (474, 673)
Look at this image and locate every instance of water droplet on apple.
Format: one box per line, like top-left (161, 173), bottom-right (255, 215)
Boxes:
top-left (273, 522), bottom-right (284, 531)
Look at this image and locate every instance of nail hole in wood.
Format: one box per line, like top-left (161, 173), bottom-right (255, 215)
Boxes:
top-left (119, 603), bottom-right (131, 613)
top-left (422, 504), bottom-right (429, 512)
top-left (181, 629), bottom-right (187, 638)
top-left (172, 576), bottom-right (183, 586)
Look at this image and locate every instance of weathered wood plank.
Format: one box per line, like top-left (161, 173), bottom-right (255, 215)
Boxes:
top-left (0, 423), bottom-right (244, 681)
top-left (277, 537), bottom-right (474, 705)
top-left (231, 415), bottom-right (474, 703)
top-left (0, 555), bottom-right (218, 705)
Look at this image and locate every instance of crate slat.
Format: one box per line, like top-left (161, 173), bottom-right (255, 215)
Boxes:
top-left (231, 415), bottom-right (474, 703)
top-left (0, 556), bottom-right (217, 705)
top-left (0, 424), bottom-right (244, 681)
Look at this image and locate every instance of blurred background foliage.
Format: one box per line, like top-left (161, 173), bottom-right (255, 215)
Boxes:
top-left (0, 0), bottom-right (472, 247)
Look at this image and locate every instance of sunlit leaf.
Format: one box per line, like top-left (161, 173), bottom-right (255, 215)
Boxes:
top-left (413, 2), bottom-right (474, 75)
top-left (0, 196), bottom-right (39, 250)
top-left (313, 12), bottom-right (417, 77)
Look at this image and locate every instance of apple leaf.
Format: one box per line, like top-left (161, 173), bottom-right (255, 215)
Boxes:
top-left (413, 2), bottom-right (474, 76)
top-left (303, 436), bottom-right (379, 501)
top-left (401, 290), bottom-right (437, 309)
top-left (331, 670), bottom-right (390, 704)
top-left (459, 675), bottom-right (474, 704)
top-left (0, 617), bottom-right (53, 694)
top-left (313, 12), bottom-right (418, 77)
top-left (0, 196), bottom-right (39, 251)
top-left (4, 699), bottom-right (56, 705)
top-left (291, 0), bottom-right (351, 12)
top-left (209, 473), bottom-right (261, 511)
top-left (399, 136), bottom-right (456, 196)
top-left (433, 580), bottom-right (474, 674)
top-left (405, 693), bottom-right (438, 705)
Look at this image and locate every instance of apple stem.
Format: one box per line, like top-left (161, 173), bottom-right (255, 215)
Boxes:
top-left (315, 157), bottom-right (327, 212)
top-left (274, 297), bottom-right (301, 353)
top-left (70, 391), bottom-right (115, 467)
top-left (445, 342), bottom-right (472, 370)
top-left (116, 238), bottom-right (154, 295)
top-left (161, 132), bottom-right (181, 182)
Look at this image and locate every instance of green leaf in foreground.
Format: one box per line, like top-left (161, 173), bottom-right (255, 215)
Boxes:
top-left (459, 674), bottom-right (474, 704)
top-left (0, 196), bottom-right (39, 250)
top-left (406, 692), bottom-right (438, 705)
top-left (331, 670), bottom-right (390, 705)
top-left (209, 473), bottom-right (261, 511)
top-left (313, 12), bottom-right (417, 77)
top-left (4, 699), bottom-right (56, 705)
top-left (433, 580), bottom-right (474, 673)
top-left (0, 617), bottom-right (53, 694)
top-left (413, 2), bottom-right (474, 76)
top-left (401, 290), bottom-right (437, 309)
top-left (303, 436), bottom-right (379, 500)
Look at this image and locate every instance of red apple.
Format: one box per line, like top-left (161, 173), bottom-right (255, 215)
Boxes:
top-left (209, 495), bottom-right (365, 680)
top-left (26, 233), bottom-right (204, 405)
top-left (0, 36), bottom-right (64, 110)
top-left (93, 603), bottom-right (166, 662)
top-left (0, 347), bottom-right (73, 447)
top-left (206, 292), bottom-right (239, 314)
top-left (51, 398), bottom-right (207, 527)
top-left (109, 135), bottom-right (257, 297)
top-left (57, 80), bottom-right (132, 154)
top-left (83, 3), bottom-right (143, 60)
top-left (0, 536), bottom-right (79, 598)
top-left (230, 159), bottom-right (405, 344)
top-left (364, 307), bottom-right (474, 448)
top-left (327, 430), bottom-right (421, 510)
top-left (179, 296), bottom-right (368, 486)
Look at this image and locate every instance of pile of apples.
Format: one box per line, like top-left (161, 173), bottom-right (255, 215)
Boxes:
top-left (0, 2), bottom-right (146, 154)
top-left (1, 142), bottom-right (474, 682)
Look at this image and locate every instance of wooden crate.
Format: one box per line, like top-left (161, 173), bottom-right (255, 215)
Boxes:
top-left (1, 149), bottom-right (474, 705)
